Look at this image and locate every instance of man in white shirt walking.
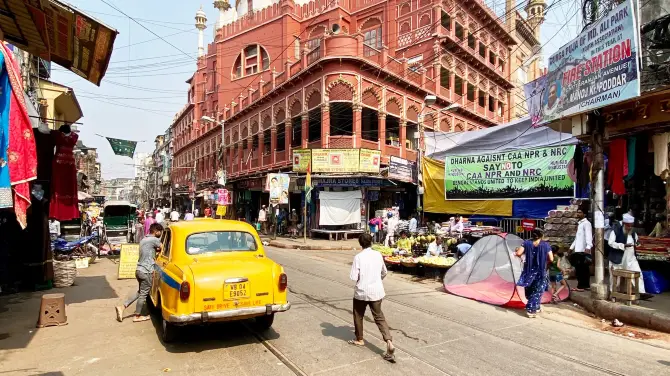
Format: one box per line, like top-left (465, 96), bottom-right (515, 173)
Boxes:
top-left (569, 209), bottom-right (593, 291)
top-left (349, 233), bottom-right (395, 362)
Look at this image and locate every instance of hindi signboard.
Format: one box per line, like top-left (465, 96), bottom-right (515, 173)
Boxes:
top-left (292, 149), bottom-right (311, 172)
top-left (216, 189), bottom-right (231, 205)
top-left (311, 149), bottom-right (360, 173)
top-left (389, 156), bottom-right (416, 183)
top-left (117, 244), bottom-right (139, 279)
top-left (444, 145), bottom-right (576, 200)
top-left (266, 173), bottom-right (290, 204)
top-left (534, 0), bottom-right (640, 126)
top-left (359, 149), bottom-right (381, 173)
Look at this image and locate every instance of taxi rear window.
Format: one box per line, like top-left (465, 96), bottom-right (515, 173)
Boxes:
top-left (186, 231), bottom-right (258, 254)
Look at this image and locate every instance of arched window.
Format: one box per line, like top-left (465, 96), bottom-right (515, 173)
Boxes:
top-left (232, 44), bottom-right (270, 79)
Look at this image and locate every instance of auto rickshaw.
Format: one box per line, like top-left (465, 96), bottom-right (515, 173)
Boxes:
top-left (102, 200), bottom-right (136, 252)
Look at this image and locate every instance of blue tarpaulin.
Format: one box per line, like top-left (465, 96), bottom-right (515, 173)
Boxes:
top-left (512, 199), bottom-right (572, 219)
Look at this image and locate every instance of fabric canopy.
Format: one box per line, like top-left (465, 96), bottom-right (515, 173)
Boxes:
top-left (422, 156), bottom-right (512, 216)
top-left (319, 190), bottom-right (362, 226)
top-left (424, 117), bottom-right (576, 160)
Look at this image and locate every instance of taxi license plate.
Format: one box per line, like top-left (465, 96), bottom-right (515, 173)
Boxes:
top-left (224, 282), bottom-right (249, 300)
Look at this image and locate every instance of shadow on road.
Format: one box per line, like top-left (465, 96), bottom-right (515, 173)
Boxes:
top-left (0, 275), bottom-right (117, 351)
top-left (659, 360), bottom-right (670, 366)
top-left (320, 322), bottom-right (385, 355)
top-left (149, 310), bottom-right (281, 353)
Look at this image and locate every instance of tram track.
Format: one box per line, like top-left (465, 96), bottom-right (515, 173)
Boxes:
top-left (282, 263), bottom-right (629, 376)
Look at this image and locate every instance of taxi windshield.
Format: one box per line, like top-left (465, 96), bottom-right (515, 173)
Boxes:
top-left (186, 231), bottom-right (258, 254)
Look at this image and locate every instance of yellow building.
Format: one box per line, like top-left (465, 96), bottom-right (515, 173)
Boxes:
top-left (38, 79), bottom-right (83, 130)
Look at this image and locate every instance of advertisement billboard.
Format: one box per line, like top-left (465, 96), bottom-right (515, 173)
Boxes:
top-left (388, 156), bottom-right (416, 183)
top-left (444, 145), bottom-right (576, 200)
top-left (532, 0), bottom-right (640, 126)
top-left (311, 149), bottom-right (360, 173)
top-left (265, 173), bottom-right (290, 204)
top-left (292, 149), bottom-right (311, 172)
top-left (359, 149), bottom-right (381, 173)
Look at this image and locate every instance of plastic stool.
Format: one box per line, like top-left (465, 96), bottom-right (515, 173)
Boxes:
top-left (36, 293), bottom-right (67, 327)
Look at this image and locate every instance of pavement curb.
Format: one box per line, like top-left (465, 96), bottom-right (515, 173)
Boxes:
top-left (570, 293), bottom-right (670, 333)
top-left (265, 239), bottom-right (362, 251)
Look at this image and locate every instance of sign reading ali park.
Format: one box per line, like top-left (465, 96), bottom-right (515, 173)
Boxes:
top-left (292, 149), bottom-right (381, 174)
top-left (526, 0), bottom-right (640, 127)
top-left (444, 145), bottom-right (576, 200)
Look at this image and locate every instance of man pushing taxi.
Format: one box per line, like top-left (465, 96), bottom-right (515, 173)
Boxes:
top-left (116, 223), bottom-right (164, 322)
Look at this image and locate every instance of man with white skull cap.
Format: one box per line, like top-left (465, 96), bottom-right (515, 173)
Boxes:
top-left (607, 213), bottom-right (646, 294)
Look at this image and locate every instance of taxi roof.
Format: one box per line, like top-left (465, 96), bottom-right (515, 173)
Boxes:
top-left (168, 219), bottom-right (257, 234)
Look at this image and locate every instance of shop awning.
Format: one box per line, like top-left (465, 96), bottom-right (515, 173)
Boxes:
top-left (0, 0), bottom-right (118, 86)
top-left (424, 117), bottom-right (577, 160)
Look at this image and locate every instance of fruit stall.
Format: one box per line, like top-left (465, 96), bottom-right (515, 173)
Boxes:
top-left (372, 239), bottom-right (458, 281)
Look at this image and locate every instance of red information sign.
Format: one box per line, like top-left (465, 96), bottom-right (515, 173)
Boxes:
top-left (521, 219), bottom-right (536, 231)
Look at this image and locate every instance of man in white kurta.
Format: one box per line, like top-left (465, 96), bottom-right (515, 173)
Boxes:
top-left (608, 213), bottom-right (645, 294)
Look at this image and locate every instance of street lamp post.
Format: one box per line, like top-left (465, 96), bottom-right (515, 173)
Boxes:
top-left (417, 96), bottom-right (460, 221)
top-left (201, 116), bottom-right (226, 186)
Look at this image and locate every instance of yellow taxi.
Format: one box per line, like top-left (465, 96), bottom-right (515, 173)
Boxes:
top-left (150, 219), bottom-right (290, 342)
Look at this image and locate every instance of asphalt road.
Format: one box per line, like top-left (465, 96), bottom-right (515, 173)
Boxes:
top-left (2, 247), bottom-right (670, 376)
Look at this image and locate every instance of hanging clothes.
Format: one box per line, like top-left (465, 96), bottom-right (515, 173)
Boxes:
top-left (626, 136), bottom-right (637, 181)
top-left (652, 133), bottom-right (670, 177)
top-left (49, 131), bottom-right (79, 221)
top-left (0, 52), bottom-right (11, 208)
top-left (607, 139), bottom-right (627, 196)
top-left (0, 43), bottom-right (37, 228)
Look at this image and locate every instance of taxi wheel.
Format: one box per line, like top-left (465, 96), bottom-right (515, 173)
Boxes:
top-left (255, 313), bottom-right (275, 330)
top-left (162, 318), bottom-right (177, 343)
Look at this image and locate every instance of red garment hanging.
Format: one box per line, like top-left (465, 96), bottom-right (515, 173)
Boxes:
top-left (607, 139), bottom-right (628, 195)
top-left (49, 131), bottom-right (79, 221)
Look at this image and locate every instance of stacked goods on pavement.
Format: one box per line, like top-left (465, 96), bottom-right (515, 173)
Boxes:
top-left (543, 199), bottom-right (587, 248)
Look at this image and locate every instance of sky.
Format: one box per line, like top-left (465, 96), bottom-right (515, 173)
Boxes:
top-left (52, 0), bottom-right (582, 180)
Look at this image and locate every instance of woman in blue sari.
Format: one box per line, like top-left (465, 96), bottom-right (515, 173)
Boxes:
top-left (515, 229), bottom-right (554, 317)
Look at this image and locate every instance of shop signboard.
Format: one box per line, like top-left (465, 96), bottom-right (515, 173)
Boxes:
top-left (216, 189), bottom-right (231, 205)
top-left (265, 173), bottom-right (290, 204)
top-left (292, 149), bottom-right (311, 172)
top-left (389, 156), bottom-right (416, 183)
top-left (297, 177), bottom-right (395, 188)
top-left (311, 149), bottom-right (360, 173)
top-left (444, 145), bottom-right (576, 200)
top-left (359, 149), bottom-right (381, 173)
top-left (118, 244), bottom-right (140, 279)
top-left (529, 0), bottom-right (640, 127)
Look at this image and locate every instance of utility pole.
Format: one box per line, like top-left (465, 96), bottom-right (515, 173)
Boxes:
top-left (591, 112), bottom-right (607, 300)
top-left (191, 160), bottom-right (197, 214)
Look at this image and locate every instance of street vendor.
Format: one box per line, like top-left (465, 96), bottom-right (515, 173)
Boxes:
top-left (396, 231), bottom-right (411, 252)
top-left (425, 236), bottom-right (443, 257)
top-left (450, 216), bottom-right (464, 236)
top-left (608, 213), bottom-right (646, 294)
top-left (384, 212), bottom-right (398, 247)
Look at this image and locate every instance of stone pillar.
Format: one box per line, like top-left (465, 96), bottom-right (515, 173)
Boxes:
top-left (258, 131), bottom-right (265, 166)
top-left (378, 112), bottom-right (386, 151)
top-left (321, 104), bottom-right (330, 148)
top-left (399, 119), bottom-right (407, 158)
top-left (270, 127), bottom-right (277, 164)
top-left (434, 63), bottom-right (441, 94)
top-left (237, 143), bottom-right (243, 172)
top-left (285, 123), bottom-right (292, 153)
top-left (450, 72), bottom-right (455, 98)
top-left (301, 113), bottom-right (309, 148)
top-left (352, 103), bottom-right (362, 149)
